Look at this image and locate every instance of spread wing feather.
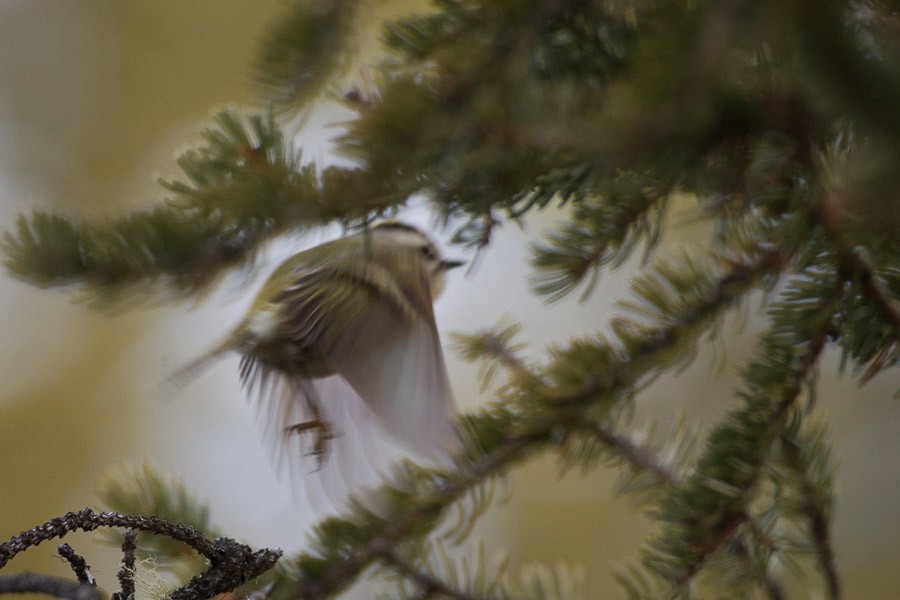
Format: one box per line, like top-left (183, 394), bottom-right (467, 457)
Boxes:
top-left (240, 251), bottom-right (459, 509)
top-left (246, 371), bottom-right (406, 513)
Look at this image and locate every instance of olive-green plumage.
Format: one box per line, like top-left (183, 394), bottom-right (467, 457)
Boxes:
top-left (170, 222), bottom-right (463, 499)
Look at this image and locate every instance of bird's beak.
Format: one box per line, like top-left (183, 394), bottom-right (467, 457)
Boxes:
top-left (440, 259), bottom-right (466, 270)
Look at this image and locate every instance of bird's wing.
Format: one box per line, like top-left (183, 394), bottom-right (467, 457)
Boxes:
top-left (247, 370), bottom-right (409, 515)
top-left (241, 253), bottom-right (458, 509)
top-left (273, 255), bottom-right (460, 464)
top-left (323, 260), bottom-right (459, 464)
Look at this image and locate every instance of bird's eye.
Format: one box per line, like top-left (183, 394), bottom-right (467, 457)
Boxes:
top-left (420, 246), bottom-right (436, 260)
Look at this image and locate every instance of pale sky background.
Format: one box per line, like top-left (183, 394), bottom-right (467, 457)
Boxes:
top-left (1, 2), bottom-right (899, 599)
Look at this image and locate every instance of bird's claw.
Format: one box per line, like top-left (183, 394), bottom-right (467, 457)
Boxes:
top-left (285, 418), bottom-right (334, 469)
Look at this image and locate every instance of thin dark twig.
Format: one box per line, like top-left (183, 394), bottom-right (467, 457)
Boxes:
top-left (762, 571), bottom-right (787, 600)
top-left (846, 246), bottom-right (900, 335)
top-left (571, 421), bottom-right (683, 487)
top-left (781, 435), bottom-right (841, 600)
top-left (111, 529), bottom-right (137, 600)
top-left (0, 509), bottom-right (282, 600)
top-left (472, 328), bottom-right (545, 390)
top-left (0, 508), bottom-right (216, 567)
top-left (813, 193), bottom-right (900, 381)
top-left (57, 544), bottom-right (93, 586)
top-left (671, 309), bottom-right (834, 592)
top-left (734, 531), bottom-right (786, 600)
top-left (0, 572), bottom-right (101, 600)
top-left (381, 550), bottom-right (497, 600)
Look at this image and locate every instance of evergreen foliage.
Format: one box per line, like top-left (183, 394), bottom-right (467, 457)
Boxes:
top-left (3, 0), bottom-right (899, 599)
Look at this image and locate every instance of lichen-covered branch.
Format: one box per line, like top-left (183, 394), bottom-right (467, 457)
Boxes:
top-left (0, 508), bottom-right (281, 600)
top-left (0, 573), bottom-right (101, 600)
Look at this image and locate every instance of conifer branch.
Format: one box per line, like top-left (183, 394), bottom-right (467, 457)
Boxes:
top-left (789, 0), bottom-right (900, 134)
top-left (0, 110), bottom-right (374, 304)
top-left (670, 337), bottom-right (829, 593)
top-left (569, 421), bottom-right (682, 488)
top-left (293, 248), bottom-right (780, 598)
top-left (296, 428), bottom-right (545, 599)
top-left (780, 432), bottom-right (841, 600)
top-left (531, 186), bottom-right (670, 302)
top-left (256, 0), bottom-right (362, 110)
top-left (811, 193), bottom-right (900, 381)
top-left (845, 246), bottom-right (900, 337)
top-left (735, 537), bottom-right (787, 600)
top-left (642, 269), bottom-right (841, 597)
top-left (453, 321), bottom-right (539, 391)
top-left (380, 549), bottom-right (498, 600)
top-left (838, 247), bottom-right (900, 383)
top-left (814, 194), bottom-right (900, 336)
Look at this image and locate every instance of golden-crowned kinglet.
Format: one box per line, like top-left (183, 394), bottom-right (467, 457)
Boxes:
top-left (170, 221), bottom-right (463, 505)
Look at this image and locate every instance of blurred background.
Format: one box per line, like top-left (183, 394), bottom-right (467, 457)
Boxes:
top-left (1, 2), bottom-right (899, 598)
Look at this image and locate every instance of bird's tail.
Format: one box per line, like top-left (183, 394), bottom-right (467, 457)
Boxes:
top-left (158, 339), bottom-right (232, 399)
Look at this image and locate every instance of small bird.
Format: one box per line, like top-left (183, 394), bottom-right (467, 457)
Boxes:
top-left (169, 221), bottom-right (464, 506)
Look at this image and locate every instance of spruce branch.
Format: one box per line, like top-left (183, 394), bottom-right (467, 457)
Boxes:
top-left (2, 110), bottom-right (332, 304)
top-left (811, 193), bottom-right (900, 381)
top-left (844, 246), bottom-right (900, 338)
top-left (96, 463), bottom-right (301, 600)
top-left (637, 267), bottom-right (843, 597)
top-left (568, 421), bottom-right (683, 489)
top-left (97, 462), bottom-right (220, 577)
top-left (531, 181), bottom-right (671, 303)
top-left (452, 320), bottom-right (538, 392)
top-left (780, 424), bottom-right (841, 600)
top-left (380, 549), bottom-right (498, 600)
top-left (98, 462), bottom-right (217, 538)
top-left (789, 0), bottom-right (900, 135)
top-left (834, 247), bottom-right (900, 383)
top-left (292, 248), bottom-right (779, 598)
top-left (735, 538), bottom-right (787, 600)
top-left (256, 0), bottom-right (363, 110)
top-left (295, 427), bottom-right (546, 600)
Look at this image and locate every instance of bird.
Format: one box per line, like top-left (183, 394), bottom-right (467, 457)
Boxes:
top-left (168, 221), bottom-right (464, 508)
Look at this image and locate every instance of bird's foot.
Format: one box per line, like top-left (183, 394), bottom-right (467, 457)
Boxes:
top-left (285, 418), bottom-right (334, 469)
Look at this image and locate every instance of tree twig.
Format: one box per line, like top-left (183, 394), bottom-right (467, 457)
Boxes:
top-left (781, 434), bottom-right (841, 600)
top-left (0, 509), bottom-right (282, 600)
top-left (667, 282), bottom-right (837, 594)
top-left (381, 549), bottom-right (498, 600)
top-left (570, 420), bottom-right (683, 487)
top-left (0, 572), bottom-right (101, 600)
top-left (295, 250), bottom-right (782, 599)
top-left (111, 529), bottom-right (137, 600)
top-left (813, 192), bottom-right (900, 382)
top-left (56, 543), bottom-right (93, 586)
